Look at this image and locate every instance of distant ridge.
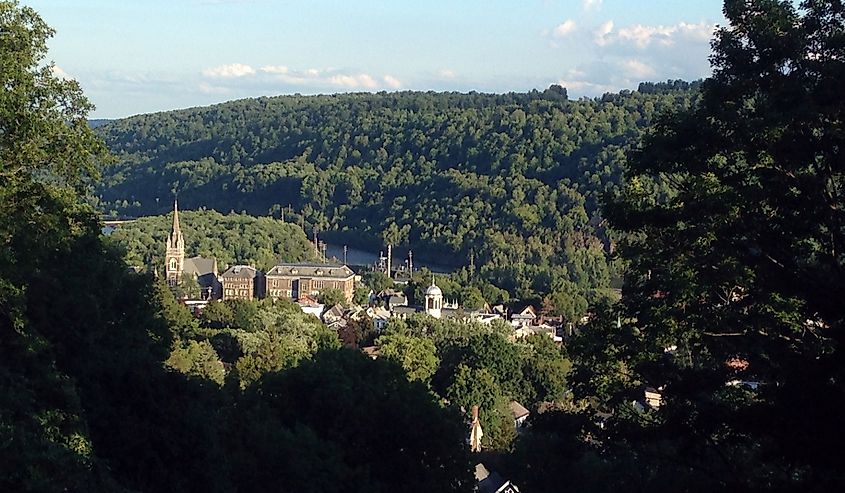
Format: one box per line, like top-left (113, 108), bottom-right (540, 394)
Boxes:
top-left (88, 118), bottom-right (113, 129)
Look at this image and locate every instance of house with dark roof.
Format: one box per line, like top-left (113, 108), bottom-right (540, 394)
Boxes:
top-left (221, 265), bottom-right (264, 300)
top-left (265, 262), bottom-right (355, 303)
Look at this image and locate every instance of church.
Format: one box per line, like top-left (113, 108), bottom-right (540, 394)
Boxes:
top-left (164, 199), bottom-right (221, 299)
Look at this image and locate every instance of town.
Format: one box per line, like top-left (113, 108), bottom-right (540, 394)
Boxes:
top-left (162, 199), bottom-right (567, 343)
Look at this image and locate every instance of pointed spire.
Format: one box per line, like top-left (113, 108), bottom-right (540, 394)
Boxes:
top-left (172, 197), bottom-right (181, 235)
top-left (431, 273), bottom-right (436, 287)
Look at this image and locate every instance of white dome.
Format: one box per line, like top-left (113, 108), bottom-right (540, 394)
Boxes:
top-left (425, 284), bottom-right (442, 297)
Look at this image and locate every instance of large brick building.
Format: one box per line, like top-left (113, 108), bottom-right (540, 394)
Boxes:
top-left (265, 263), bottom-right (355, 303)
top-left (221, 265), bottom-right (264, 301)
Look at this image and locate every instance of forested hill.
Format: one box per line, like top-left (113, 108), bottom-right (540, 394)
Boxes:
top-left (96, 83), bottom-right (698, 302)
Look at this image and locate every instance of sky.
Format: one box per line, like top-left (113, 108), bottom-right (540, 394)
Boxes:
top-left (26, 0), bottom-right (727, 118)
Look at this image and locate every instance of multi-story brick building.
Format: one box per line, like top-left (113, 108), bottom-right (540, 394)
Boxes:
top-left (265, 263), bottom-right (355, 303)
top-left (221, 265), bottom-right (264, 300)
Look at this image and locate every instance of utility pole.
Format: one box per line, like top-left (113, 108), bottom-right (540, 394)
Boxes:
top-left (386, 244), bottom-right (392, 279)
top-left (343, 245), bottom-right (348, 265)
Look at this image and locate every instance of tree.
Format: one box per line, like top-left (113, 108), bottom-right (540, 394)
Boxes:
top-left (593, 0), bottom-right (845, 489)
top-left (459, 285), bottom-right (486, 310)
top-left (317, 287), bottom-right (346, 307)
top-left (238, 350), bottom-right (474, 492)
top-left (377, 332), bottom-right (440, 383)
top-left (446, 365), bottom-right (516, 451)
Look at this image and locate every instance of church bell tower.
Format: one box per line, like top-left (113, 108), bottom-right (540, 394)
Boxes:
top-left (165, 198), bottom-right (185, 286)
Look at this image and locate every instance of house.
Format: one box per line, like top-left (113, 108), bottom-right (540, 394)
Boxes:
top-left (387, 293), bottom-right (408, 309)
top-left (475, 463), bottom-right (521, 493)
top-left (369, 306), bottom-right (391, 332)
top-left (322, 304), bottom-right (347, 325)
top-left (509, 401), bottom-right (530, 428)
top-left (296, 295), bottom-right (325, 318)
top-left (644, 387), bottom-right (663, 409)
top-left (221, 265), bottom-right (264, 300)
top-left (361, 346), bottom-right (380, 360)
top-left (514, 323), bottom-right (562, 343)
top-left (510, 306), bottom-right (537, 327)
top-left (265, 262), bottom-right (355, 303)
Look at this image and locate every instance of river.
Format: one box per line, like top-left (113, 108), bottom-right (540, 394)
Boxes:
top-left (324, 243), bottom-right (454, 273)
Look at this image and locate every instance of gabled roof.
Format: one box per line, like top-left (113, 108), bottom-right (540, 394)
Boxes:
top-left (514, 306), bottom-right (536, 318)
top-left (322, 304), bottom-right (346, 321)
top-left (222, 265), bottom-right (258, 279)
top-left (509, 401), bottom-right (530, 420)
top-left (266, 262), bottom-right (354, 279)
top-left (183, 256), bottom-right (216, 277)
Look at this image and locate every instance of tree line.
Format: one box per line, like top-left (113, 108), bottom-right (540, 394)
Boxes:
top-left (96, 87), bottom-right (697, 309)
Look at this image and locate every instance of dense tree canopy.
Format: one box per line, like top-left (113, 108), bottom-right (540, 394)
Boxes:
top-left (0, 2), bottom-right (475, 491)
top-left (560, 0), bottom-right (845, 491)
top-left (94, 84), bottom-right (699, 302)
top-left (108, 208), bottom-right (315, 270)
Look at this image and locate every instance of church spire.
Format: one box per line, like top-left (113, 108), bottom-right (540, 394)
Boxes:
top-left (172, 197), bottom-right (181, 236)
top-left (165, 197), bottom-right (185, 286)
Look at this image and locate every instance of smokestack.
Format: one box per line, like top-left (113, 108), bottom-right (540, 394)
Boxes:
top-left (408, 249), bottom-right (413, 273)
top-left (386, 244), bottom-right (392, 279)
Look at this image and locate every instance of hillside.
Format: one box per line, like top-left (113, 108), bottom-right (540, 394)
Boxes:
top-left (107, 209), bottom-right (316, 271)
top-left (96, 83), bottom-right (699, 302)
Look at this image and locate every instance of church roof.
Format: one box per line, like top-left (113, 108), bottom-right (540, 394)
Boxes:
top-left (183, 256), bottom-right (216, 277)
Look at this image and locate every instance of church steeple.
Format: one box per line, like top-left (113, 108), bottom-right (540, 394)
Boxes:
top-left (171, 198), bottom-right (181, 238)
top-left (165, 198), bottom-right (185, 285)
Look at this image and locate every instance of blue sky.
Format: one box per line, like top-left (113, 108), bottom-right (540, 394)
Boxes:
top-left (27, 0), bottom-right (727, 118)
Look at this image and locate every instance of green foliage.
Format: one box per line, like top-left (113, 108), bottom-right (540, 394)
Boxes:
top-left (107, 209), bottom-right (314, 271)
top-left (317, 286), bottom-right (346, 307)
top-left (446, 365), bottom-right (516, 451)
top-left (376, 332), bottom-right (440, 383)
top-left (565, 1), bottom-right (845, 490)
top-left (0, 3), bottom-right (475, 491)
top-left (96, 85), bottom-right (700, 302)
top-left (362, 270), bottom-right (393, 293)
top-left (235, 350), bottom-right (475, 492)
top-left (165, 340), bottom-right (225, 385)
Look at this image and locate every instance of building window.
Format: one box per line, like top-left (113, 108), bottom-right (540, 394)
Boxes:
top-left (169, 258), bottom-right (177, 271)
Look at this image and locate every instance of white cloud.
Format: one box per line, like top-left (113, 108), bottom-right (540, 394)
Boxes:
top-left (259, 65), bottom-right (289, 74)
top-left (198, 82), bottom-right (230, 94)
top-left (604, 22), bottom-right (715, 49)
top-left (438, 69), bottom-right (456, 79)
top-left (328, 73), bottom-right (378, 89)
top-left (552, 19), bottom-right (576, 38)
top-left (202, 63), bottom-right (256, 78)
top-left (622, 59), bottom-right (656, 78)
top-left (583, 0), bottom-right (602, 10)
top-left (383, 75), bottom-right (402, 89)
top-left (594, 20), bottom-right (614, 46)
top-left (51, 65), bottom-right (72, 80)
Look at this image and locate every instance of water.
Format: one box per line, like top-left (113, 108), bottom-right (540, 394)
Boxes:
top-left (324, 243), bottom-right (454, 273)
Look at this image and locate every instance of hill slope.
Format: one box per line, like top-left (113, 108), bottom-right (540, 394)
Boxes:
top-left (96, 84), bottom-right (698, 302)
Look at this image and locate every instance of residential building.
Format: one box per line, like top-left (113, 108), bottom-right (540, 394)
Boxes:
top-left (221, 265), bottom-right (263, 300)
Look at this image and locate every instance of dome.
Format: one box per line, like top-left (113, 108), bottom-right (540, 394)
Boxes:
top-left (426, 284), bottom-right (443, 297)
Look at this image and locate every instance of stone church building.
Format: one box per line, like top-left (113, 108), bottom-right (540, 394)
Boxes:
top-left (164, 200), bottom-right (221, 299)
